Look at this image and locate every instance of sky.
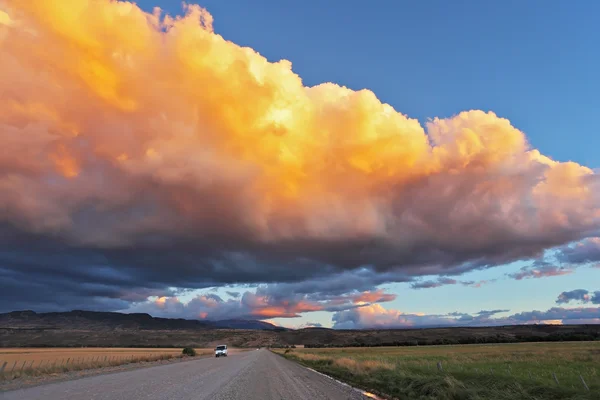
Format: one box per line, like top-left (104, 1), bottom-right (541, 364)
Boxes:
top-left (0, 0), bottom-right (599, 329)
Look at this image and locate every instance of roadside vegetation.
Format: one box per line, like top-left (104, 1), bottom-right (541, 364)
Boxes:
top-left (275, 342), bottom-right (600, 399)
top-left (0, 347), bottom-right (209, 381)
top-left (182, 347), bottom-right (197, 356)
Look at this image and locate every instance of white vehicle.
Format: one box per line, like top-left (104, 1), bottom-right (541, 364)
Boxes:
top-left (215, 344), bottom-right (228, 357)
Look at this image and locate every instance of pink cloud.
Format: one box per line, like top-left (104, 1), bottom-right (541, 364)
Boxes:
top-left (127, 288), bottom-right (397, 320)
top-left (509, 265), bottom-right (574, 280)
top-left (333, 304), bottom-right (600, 329)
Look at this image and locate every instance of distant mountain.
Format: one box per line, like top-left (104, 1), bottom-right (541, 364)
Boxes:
top-left (0, 310), bottom-right (281, 331)
top-left (210, 319), bottom-right (284, 331)
top-left (2, 310), bottom-right (598, 349)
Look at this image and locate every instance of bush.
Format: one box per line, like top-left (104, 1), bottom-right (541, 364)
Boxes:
top-left (182, 347), bottom-right (196, 356)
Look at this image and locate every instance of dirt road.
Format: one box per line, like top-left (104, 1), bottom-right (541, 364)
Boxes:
top-left (1, 349), bottom-right (367, 399)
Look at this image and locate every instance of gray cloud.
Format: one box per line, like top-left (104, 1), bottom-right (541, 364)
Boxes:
top-left (332, 305), bottom-right (600, 329)
top-left (556, 289), bottom-right (600, 305)
top-left (303, 322), bottom-right (323, 328)
top-left (556, 289), bottom-right (590, 304)
top-left (410, 277), bottom-right (458, 289)
top-left (507, 261), bottom-right (573, 280)
top-left (125, 285), bottom-right (397, 320)
top-left (226, 291), bottom-right (241, 298)
top-left (556, 238), bottom-right (600, 265)
top-left (410, 277), bottom-right (496, 290)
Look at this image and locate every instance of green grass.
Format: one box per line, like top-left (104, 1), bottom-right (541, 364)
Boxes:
top-left (274, 342), bottom-right (600, 399)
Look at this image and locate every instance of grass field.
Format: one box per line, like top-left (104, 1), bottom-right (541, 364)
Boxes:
top-left (275, 342), bottom-right (600, 399)
top-left (0, 347), bottom-right (213, 380)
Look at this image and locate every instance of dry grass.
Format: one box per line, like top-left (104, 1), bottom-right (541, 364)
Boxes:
top-left (332, 357), bottom-right (395, 374)
top-left (0, 347), bottom-right (212, 381)
top-left (291, 352), bottom-right (329, 362)
top-left (276, 342), bottom-right (600, 399)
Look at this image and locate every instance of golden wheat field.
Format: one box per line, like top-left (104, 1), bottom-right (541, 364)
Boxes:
top-left (0, 347), bottom-right (218, 380)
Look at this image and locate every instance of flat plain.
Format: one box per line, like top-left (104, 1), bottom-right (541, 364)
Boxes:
top-left (275, 341), bottom-right (600, 399)
top-left (0, 347), bottom-right (216, 381)
top-left (1, 350), bottom-right (365, 400)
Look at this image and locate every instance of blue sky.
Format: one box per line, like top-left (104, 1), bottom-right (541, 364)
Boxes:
top-left (1, 0), bottom-right (599, 329)
top-left (134, 0), bottom-right (599, 328)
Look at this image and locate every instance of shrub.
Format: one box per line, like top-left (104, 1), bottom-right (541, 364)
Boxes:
top-left (182, 347), bottom-right (196, 357)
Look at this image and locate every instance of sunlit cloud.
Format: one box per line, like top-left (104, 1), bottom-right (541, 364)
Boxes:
top-left (1, 0), bottom-right (600, 313)
top-left (333, 304), bottom-right (600, 329)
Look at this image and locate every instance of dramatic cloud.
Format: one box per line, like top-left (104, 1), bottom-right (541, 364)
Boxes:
top-left (127, 287), bottom-right (396, 320)
top-left (1, 0), bottom-right (600, 312)
top-left (556, 289), bottom-right (600, 305)
top-left (332, 304), bottom-right (600, 329)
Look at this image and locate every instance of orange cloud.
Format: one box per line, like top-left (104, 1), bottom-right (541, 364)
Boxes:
top-left (538, 319), bottom-right (563, 325)
top-left (1, 0), bottom-right (599, 281)
top-left (248, 300), bottom-right (323, 318)
top-left (352, 289), bottom-right (396, 304)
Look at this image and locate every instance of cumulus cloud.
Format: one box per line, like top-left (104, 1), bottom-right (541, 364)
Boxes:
top-left (332, 304), bottom-right (600, 329)
top-left (556, 289), bottom-right (600, 305)
top-left (126, 287), bottom-right (396, 320)
top-left (1, 0), bottom-right (600, 312)
top-left (556, 238), bottom-right (600, 265)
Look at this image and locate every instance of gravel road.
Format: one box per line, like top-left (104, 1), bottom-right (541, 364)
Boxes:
top-left (0, 349), bottom-right (367, 400)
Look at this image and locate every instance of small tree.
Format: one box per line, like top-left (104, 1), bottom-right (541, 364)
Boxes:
top-left (182, 347), bottom-right (196, 357)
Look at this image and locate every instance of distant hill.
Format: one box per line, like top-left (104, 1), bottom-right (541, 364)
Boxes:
top-left (0, 310), bottom-right (282, 331)
top-left (1, 310), bottom-right (598, 348)
top-left (210, 319), bottom-right (285, 330)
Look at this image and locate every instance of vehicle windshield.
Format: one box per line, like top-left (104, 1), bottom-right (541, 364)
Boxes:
top-left (216, 346), bottom-right (226, 350)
